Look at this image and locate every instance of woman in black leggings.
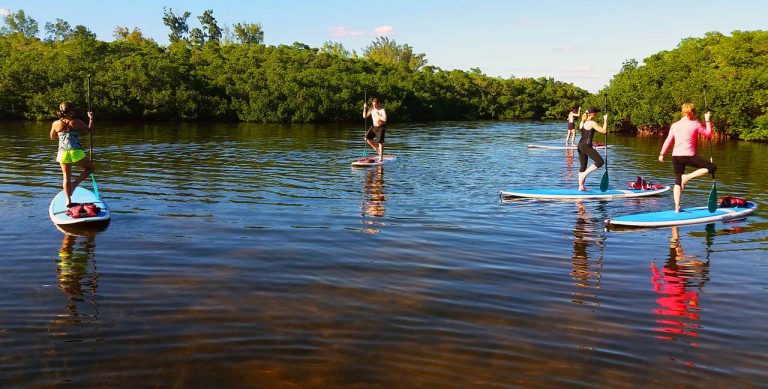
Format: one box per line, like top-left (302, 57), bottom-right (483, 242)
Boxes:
top-left (577, 107), bottom-right (608, 191)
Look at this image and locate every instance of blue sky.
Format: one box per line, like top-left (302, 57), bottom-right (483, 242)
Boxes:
top-left (2, 0), bottom-right (766, 92)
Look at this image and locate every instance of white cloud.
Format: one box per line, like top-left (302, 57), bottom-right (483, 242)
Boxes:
top-left (373, 25), bottom-right (395, 36)
top-left (329, 25), bottom-right (366, 38)
top-left (554, 45), bottom-right (583, 53)
top-left (0, 8), bottom-right (11, 16)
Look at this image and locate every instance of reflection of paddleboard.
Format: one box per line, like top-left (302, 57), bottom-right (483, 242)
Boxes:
top-left (351, 155), bottom-right (396, 167)
top-left (500, 186), bottom-right (670, 199)
top-left (49, 187), bottom-right (111, 225)
top-left (606, 202), bottom-right (757, 228)
top-left (527, 143), bottom-right (611, 150)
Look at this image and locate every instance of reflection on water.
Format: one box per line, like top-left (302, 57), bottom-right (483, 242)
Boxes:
top-left (650, 226), bottom-right (711, 366)
top-left (360, 165), bottom-right (386, 233)
top-left (51, 229), bottom-right (101, 340)
top-left (563, 148), bottom-right (575, 181)
top-left (571, 201), bottom-right (604, 306)
top-left (2, 120), bottom-right (767, 387)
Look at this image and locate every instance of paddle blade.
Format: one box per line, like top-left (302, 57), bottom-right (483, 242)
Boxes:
top-left (91, 174), bottom-right (100, 199)
top-left (599, 171), bottom-right (609, 192)
top-left (707, 182), bottom-right (718, 213)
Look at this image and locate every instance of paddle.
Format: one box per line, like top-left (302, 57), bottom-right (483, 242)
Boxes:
top-left (704, 84), bottom-right (717, 212)
top-left (362, 90), bottom-right (368, 158)
top-left (87, 74), bottom-right (100, 199)
top-left (599, 94), bottom-right (609, 192)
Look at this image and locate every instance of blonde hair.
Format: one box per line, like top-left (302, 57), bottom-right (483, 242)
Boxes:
top-left (681, 103), bottom-right (695, 117)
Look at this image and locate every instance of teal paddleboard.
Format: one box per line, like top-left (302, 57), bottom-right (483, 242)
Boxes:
top-left (606, 202), bottom-right (757, 228)
top-left (49, 186), bottom-right (111, 225)
top-left (527, 143), bottom-right (611, 150)
top-left (500, 186), bottom-right (670, 200)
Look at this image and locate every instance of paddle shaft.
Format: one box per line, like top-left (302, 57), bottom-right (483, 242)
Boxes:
top-left (704, 84), bottom-right (715, 179)
top-left (599, 94), bottom-right (609, 192)
top-left (362, 90), bottom-right (368, 158)
top-left (704, 84), bottom-right (718, 212)
top-left (87, 74), bottom-right (92, 160)
top-left (86, 74), bottom-right (100, 198)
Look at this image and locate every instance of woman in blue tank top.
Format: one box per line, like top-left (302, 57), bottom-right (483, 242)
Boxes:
top-left (49, 101), bottom-right (94, 207)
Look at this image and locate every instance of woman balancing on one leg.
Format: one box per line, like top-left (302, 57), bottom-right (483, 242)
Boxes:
top-left (49, 101), bottom-right (94, 207)
top-left (577, 107), bottom-right (608, 191)
top-left (658, 103), bottom-right (715, 212)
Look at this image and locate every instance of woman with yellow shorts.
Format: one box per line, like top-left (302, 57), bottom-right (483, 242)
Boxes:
top-left (49, 101), bottom-right (94, 207)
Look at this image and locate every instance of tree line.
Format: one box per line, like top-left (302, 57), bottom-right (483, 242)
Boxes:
top-left (585, 30), bottom-right (768, 141)
top-left (0, 8), bottom-right (588, 123)
top-left (3, 9), bottom-right (766, 140)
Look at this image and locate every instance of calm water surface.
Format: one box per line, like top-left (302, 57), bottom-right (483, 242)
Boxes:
top-left (1, 120), bottom-right (766, 388)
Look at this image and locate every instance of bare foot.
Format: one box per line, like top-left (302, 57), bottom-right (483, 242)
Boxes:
top-left (680, 174), bottom-right (689, 190)
top-left (578, 172), bottom-right (586, 189)
top-left (579, 186), bottom-right (589, 191)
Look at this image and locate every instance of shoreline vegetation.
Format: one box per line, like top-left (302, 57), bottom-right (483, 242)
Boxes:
top-left (1, 9), bottom-right (766, 140)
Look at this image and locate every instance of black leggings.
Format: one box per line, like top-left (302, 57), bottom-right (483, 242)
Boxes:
top-left (672, 155), bottom-right (716, 185)
top-left (577, 144), bottom-right (604, 172)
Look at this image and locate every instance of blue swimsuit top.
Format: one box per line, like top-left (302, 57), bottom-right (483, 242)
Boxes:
top-left (57, 120), bottom-right (83, 150)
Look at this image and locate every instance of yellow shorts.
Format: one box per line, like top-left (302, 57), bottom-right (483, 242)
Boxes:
top-left (57, 149), bottom-right (86, 164)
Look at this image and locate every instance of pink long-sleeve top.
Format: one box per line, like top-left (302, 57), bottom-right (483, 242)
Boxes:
top-left (659, 117), bottom-right (713, 157)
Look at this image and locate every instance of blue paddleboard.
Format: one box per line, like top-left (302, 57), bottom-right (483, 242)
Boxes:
top-left (49, 186), bottom-right (111, 225)
top-left (499, 186), bottom-right (670, 200)
top-left (527, 144), bottom-right (611, 150)
top-left (606, 202), bottom-right (757, 228)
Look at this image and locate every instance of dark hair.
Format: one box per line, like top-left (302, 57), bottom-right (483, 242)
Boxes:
top-left (58, 101), bottom-right (75, 117)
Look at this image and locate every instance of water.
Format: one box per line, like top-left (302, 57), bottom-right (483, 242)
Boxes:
top-left (1, 120), bottom-right (766, 388)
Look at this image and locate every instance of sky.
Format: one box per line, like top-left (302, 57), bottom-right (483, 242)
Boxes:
top-left (2, 0), bottom-right (767, 92)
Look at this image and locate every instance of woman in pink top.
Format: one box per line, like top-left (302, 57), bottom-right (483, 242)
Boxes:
top-left (658, 103), bottom-right (715, 212)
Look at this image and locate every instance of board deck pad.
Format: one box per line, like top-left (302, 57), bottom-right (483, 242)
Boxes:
top-left (606, 201), bottom-right (757, 228)
top-left (49, 186), bottom-right (111, 225)
top-left (500, 186), bottom-right (670, 200)
top-left (351, 154), bottom-right (396, 167)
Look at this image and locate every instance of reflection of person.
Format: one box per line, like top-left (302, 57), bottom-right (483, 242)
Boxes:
top-left (564, 148), bottom-right (575, 181)
top-left (577, 107), bottom-right (608, 191)
top-left (50, 101), bottom-right (95, 207)
top-left (362, 165), bottom-right (386, 218)
top-left (570, 201), bottom-right (602, 303)
top-left (658, 103), bottom-right (715, 212)
top-left (566, 106), bottom-right (581, 147)
top-left (55, 233), bottom-right (99, 325)
top-left (650, 226), bottom-right (708, 342)
top-left (362, 97), bottom-right (387, 161)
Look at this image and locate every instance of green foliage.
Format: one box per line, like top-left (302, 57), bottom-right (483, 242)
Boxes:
top-left (363, 37), bottom-right (427, 70)
top-left (162, 7), bottom-right (190, 43)
top-left (44, 18), bottom-right (72, 42)
top-left (198, 10), bottom-right (222, 44)
top-left (320, 41), bottom-right (350, 58)
top-left (1, 9), bottom-right (39, 37)
top-left (232, 22), bottom-right (263, 44)
top-left (603, 30), bottom-right (768, 140)
top-left (0, 11), bottom-right (588, 123)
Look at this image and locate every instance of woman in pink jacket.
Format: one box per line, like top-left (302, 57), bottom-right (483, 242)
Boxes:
top-left (658, 103), bottom-right (715, 212)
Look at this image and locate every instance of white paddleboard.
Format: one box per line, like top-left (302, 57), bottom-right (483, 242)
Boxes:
top-left (606, 201), bottom-right (757, 228)
top-left (351, 155), bottom-right (396, 167)
top-left (49, 187), bottom-right (111, 225)
top-left (527, 143), bottom-right (611, 150)
top-left (499, 186), bottom-right (670, 200)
